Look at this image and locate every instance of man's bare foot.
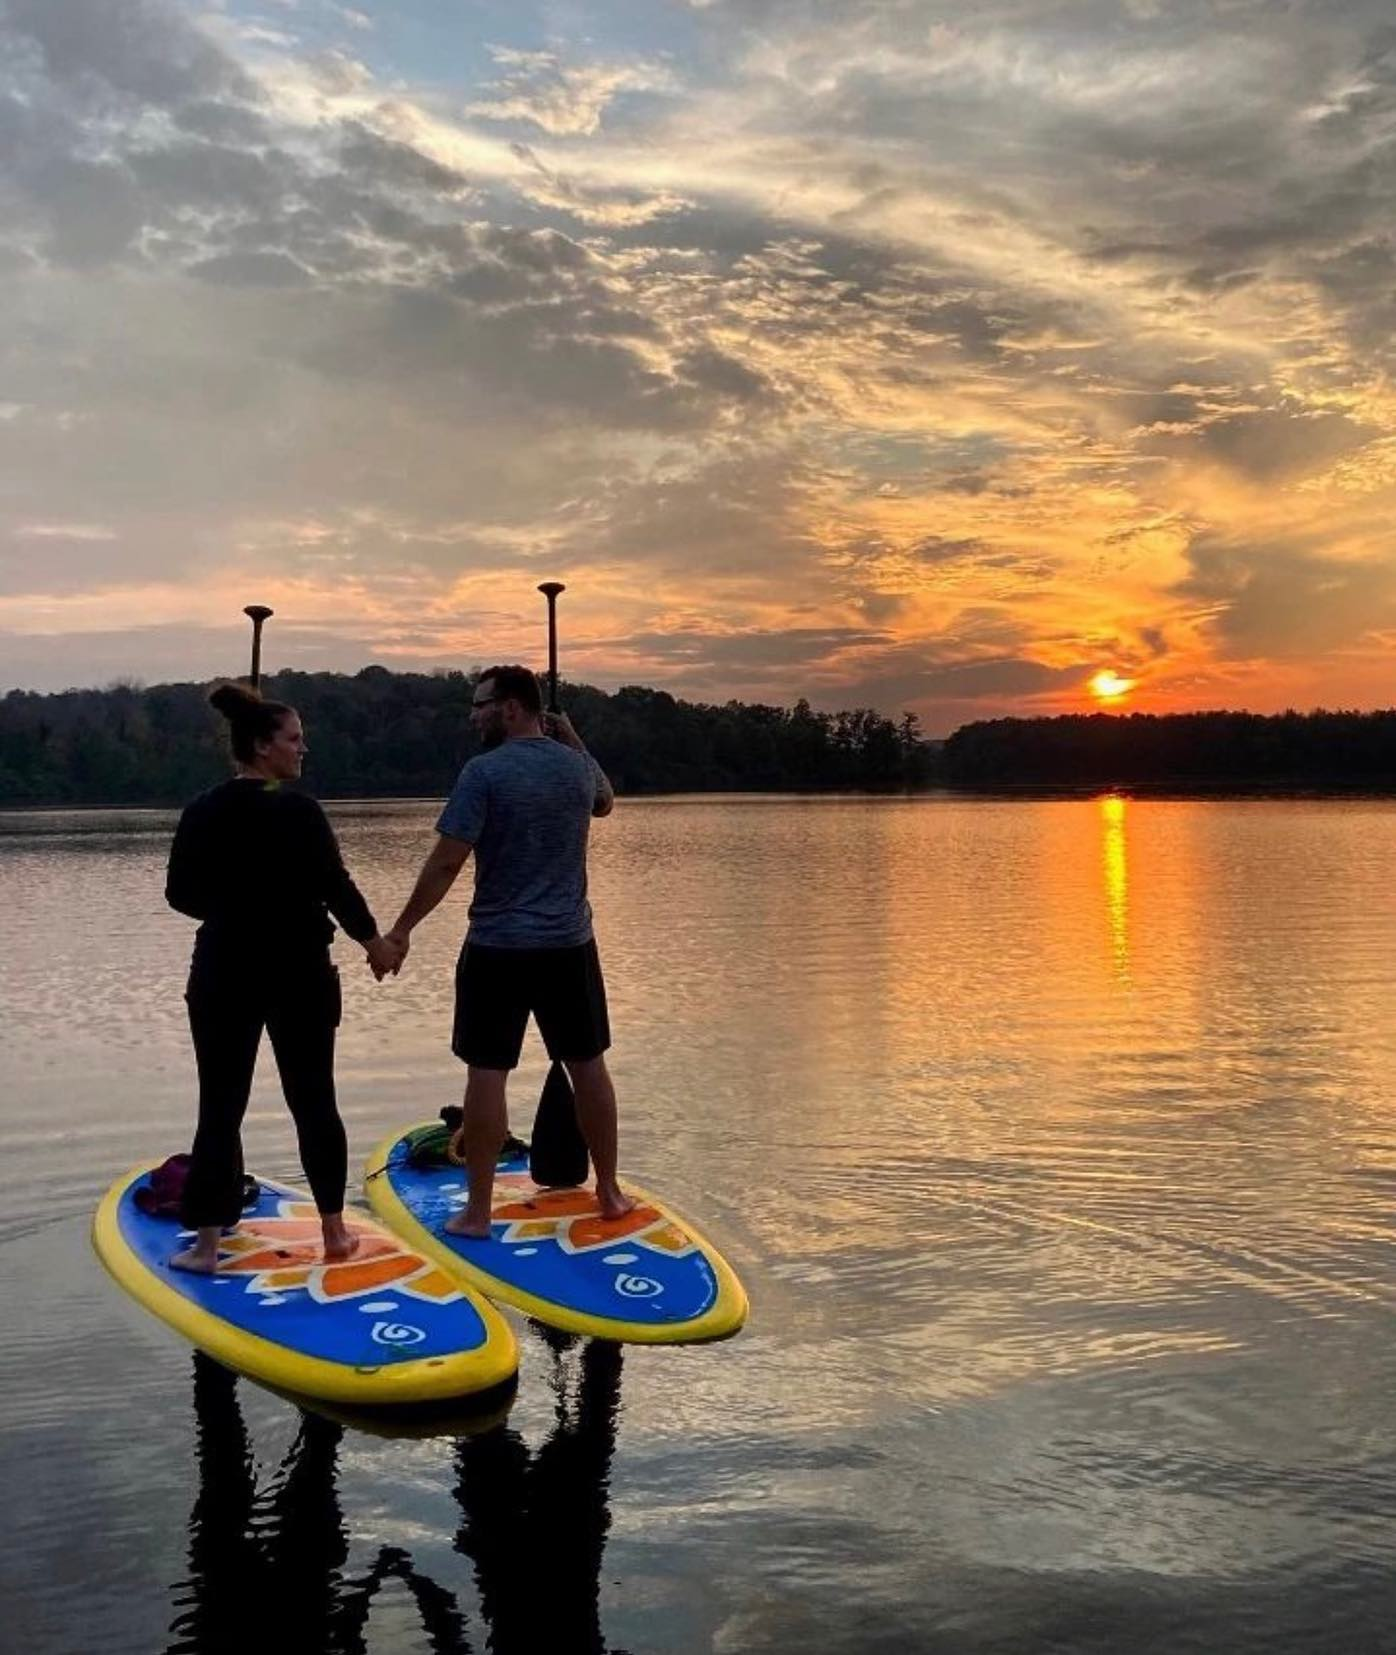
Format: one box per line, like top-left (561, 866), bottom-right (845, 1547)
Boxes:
top-left (445, 1209), bottom-right (493, 1240)
top-left (321, 1218), bottom-right (361, 1262)
top-left (596, 1186), bottom-right (636, 1221)
top-left (170, 1245), bottom-right (221, 1274)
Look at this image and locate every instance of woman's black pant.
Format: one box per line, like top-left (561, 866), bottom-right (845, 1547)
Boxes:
top-left (179, 954), bottom-right (346, 1230)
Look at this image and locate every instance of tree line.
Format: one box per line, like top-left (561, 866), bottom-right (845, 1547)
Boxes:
top-left (5, 681), bottom-right (1395, 807)
top-left (0, 667), bottom-right (934, 806)
top-left (942, 710), bottom-right (1396, 788)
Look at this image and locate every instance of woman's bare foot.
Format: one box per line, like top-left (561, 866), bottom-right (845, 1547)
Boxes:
top-left (170, 1244), bottom-right (221, 1274)
top-left (321, 1215), bottom-right (361, 1262)
top-left (445, 1207), bottom-right (494, 1240)
top-left (170, 1224), bottom-right (224, 1273)
top-left (596, 1185), bottom-right (636, 1222)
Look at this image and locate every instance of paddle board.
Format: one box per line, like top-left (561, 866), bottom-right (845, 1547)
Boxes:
top-left (364, 1125), bottom-right (748, 1344)
top-left (268, 1380), bottom-right (517, 1441)
top-left (94, 1165), bottom-right (518, 1404)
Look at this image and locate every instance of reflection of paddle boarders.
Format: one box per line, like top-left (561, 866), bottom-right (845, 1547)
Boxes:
top-left (164, 683), bottom-right (401, 1275)
top-left (452, 1333), bottom-right (627, 1655)
top-left (170, 1355), bottom-right (475, 1654)
top-left (384, 665), bottom-right (635, 1239)
top-left (169, 1353), bottom-right (354, 1652)
top-left (167, 1354), bottom-right (263, 1651)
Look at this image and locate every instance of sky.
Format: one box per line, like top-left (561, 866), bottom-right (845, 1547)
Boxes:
top-left (2, 0), bottom-right (1394, 733)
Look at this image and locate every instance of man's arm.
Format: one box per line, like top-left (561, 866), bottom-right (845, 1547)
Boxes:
top-left (590, 765), bottom-right (615, 818)
top-left (387, 834), bottom-right (473, 955)
top-left (546, 712), bottom-right (614, 817)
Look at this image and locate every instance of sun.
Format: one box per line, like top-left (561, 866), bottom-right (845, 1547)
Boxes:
top-left (1088, 669), bottom-right (1136, 703)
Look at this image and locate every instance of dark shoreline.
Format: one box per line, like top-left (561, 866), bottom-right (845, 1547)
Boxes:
top-left (5, 780), bottom-right (1396, 822)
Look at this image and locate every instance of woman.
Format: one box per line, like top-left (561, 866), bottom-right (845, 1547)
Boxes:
top-left (164, 681), bottom-right (399, 1273)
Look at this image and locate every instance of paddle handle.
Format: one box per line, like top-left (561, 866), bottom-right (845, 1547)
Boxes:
top-left (537, 582), bottom-right (565, 713)
top-left (243, 605), bottom-right (273, 691)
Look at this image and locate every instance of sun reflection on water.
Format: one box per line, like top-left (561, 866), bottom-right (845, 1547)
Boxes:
top-left (1099, 794), bottom-right (1131, 988)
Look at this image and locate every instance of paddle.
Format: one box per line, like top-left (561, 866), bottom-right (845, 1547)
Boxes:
top-left (528, 580), bottom-right (591, 1190)
top-left (243, 604), bottom-right (273, 690)
top-left (538, 581), bottom-right (564, 710)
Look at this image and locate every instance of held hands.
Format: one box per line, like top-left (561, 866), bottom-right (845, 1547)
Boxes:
top-left (542, 710), bottom-right (583, 750)
top-left (364, 932), bottom-right (406, 982)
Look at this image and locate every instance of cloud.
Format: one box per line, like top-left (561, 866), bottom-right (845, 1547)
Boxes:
top-left (905, 536), bottom-right (990, 565)
top-left (503, 138), bottom-right (691, 227)
top-left (4, 0), bottom-right (256, 108)
top-left (858, 654), bottom-right (1087, 703)
top-left (1178, 533), bottom-right (1396, 659)
top-left (187, 250), bottom-right (314, 287)
top-left (1144, 407), bottom-right (1380, 482)
top-left (609, 625), bottom-right (886, 673)
top-left (13, 522), bottom-right (117, 541)
top-left (337, 120), bottom-right (470, 195)
top-left (0, 622), bottom-right (466, 691)
top-left (466, 48), bottom-right (675, 136)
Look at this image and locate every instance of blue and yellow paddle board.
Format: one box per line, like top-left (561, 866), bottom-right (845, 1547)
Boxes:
top-left (364, 1126), bottom-right (748, 1344)
top-left (94, 1166), bottom-right (518, 1404)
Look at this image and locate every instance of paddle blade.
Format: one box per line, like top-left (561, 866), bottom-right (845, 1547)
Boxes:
top-left (529, 1061), bottom-right (589, 1188)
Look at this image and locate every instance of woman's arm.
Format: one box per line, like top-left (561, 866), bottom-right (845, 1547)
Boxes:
top-left (304, 801), bottom-right (404, 976)
top-left (165, 802), bottom-right (211, 918)
top-left (304, 799), bottom-right (379, 944)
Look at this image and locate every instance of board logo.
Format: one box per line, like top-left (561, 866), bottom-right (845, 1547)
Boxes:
top-left (614, 1273), bottom-right (662, 1299)
top-left (371, 1319), bottom-right (426, 1347)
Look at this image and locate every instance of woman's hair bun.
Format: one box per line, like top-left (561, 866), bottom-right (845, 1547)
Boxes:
top-left (206, 679), bottom-right (293, 763)
top-left (208, 680), bottom-right (263, 720)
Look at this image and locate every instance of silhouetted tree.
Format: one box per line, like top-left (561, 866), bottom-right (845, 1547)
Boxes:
top-left (0, 669), bottom-right (938, 805)
top-left (942, 709), bottom-right (1396, 788)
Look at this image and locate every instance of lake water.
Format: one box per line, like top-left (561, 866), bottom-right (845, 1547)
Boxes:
top-left (4, 794), bottom-right (1396, 1654)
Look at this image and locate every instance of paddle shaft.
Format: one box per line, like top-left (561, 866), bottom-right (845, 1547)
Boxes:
top-left (243, 605), bottom-right (273, 691)
top-left (537, 582), bottom-right (565, 712)
top-left (530, 580), bottom-right (588, 1186)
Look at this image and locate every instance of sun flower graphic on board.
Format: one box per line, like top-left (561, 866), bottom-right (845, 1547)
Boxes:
top-left (486, 1175), bottom-right (697, 1256)
top-left (209, 1201), bottom-right (462, 1302)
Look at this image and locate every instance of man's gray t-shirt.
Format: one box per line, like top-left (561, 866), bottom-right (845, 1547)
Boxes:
top-left (436, 737), bottom-right (606, 948)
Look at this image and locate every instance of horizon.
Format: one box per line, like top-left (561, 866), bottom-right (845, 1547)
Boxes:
top-left (4, 1), bottom-right (1395, 734)
top-left (6, 662), bottom-right (1395, 743)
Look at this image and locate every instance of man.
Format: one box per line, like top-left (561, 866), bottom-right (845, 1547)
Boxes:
top-left (386, 664), bottom-right (633, 1238)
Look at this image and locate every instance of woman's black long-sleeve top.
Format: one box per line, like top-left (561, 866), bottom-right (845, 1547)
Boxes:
top-left (165, 778), bottom-right (377, 962)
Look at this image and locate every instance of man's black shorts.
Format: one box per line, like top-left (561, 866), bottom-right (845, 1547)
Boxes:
top-left (452, 939), bottom-right (611, 1070)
